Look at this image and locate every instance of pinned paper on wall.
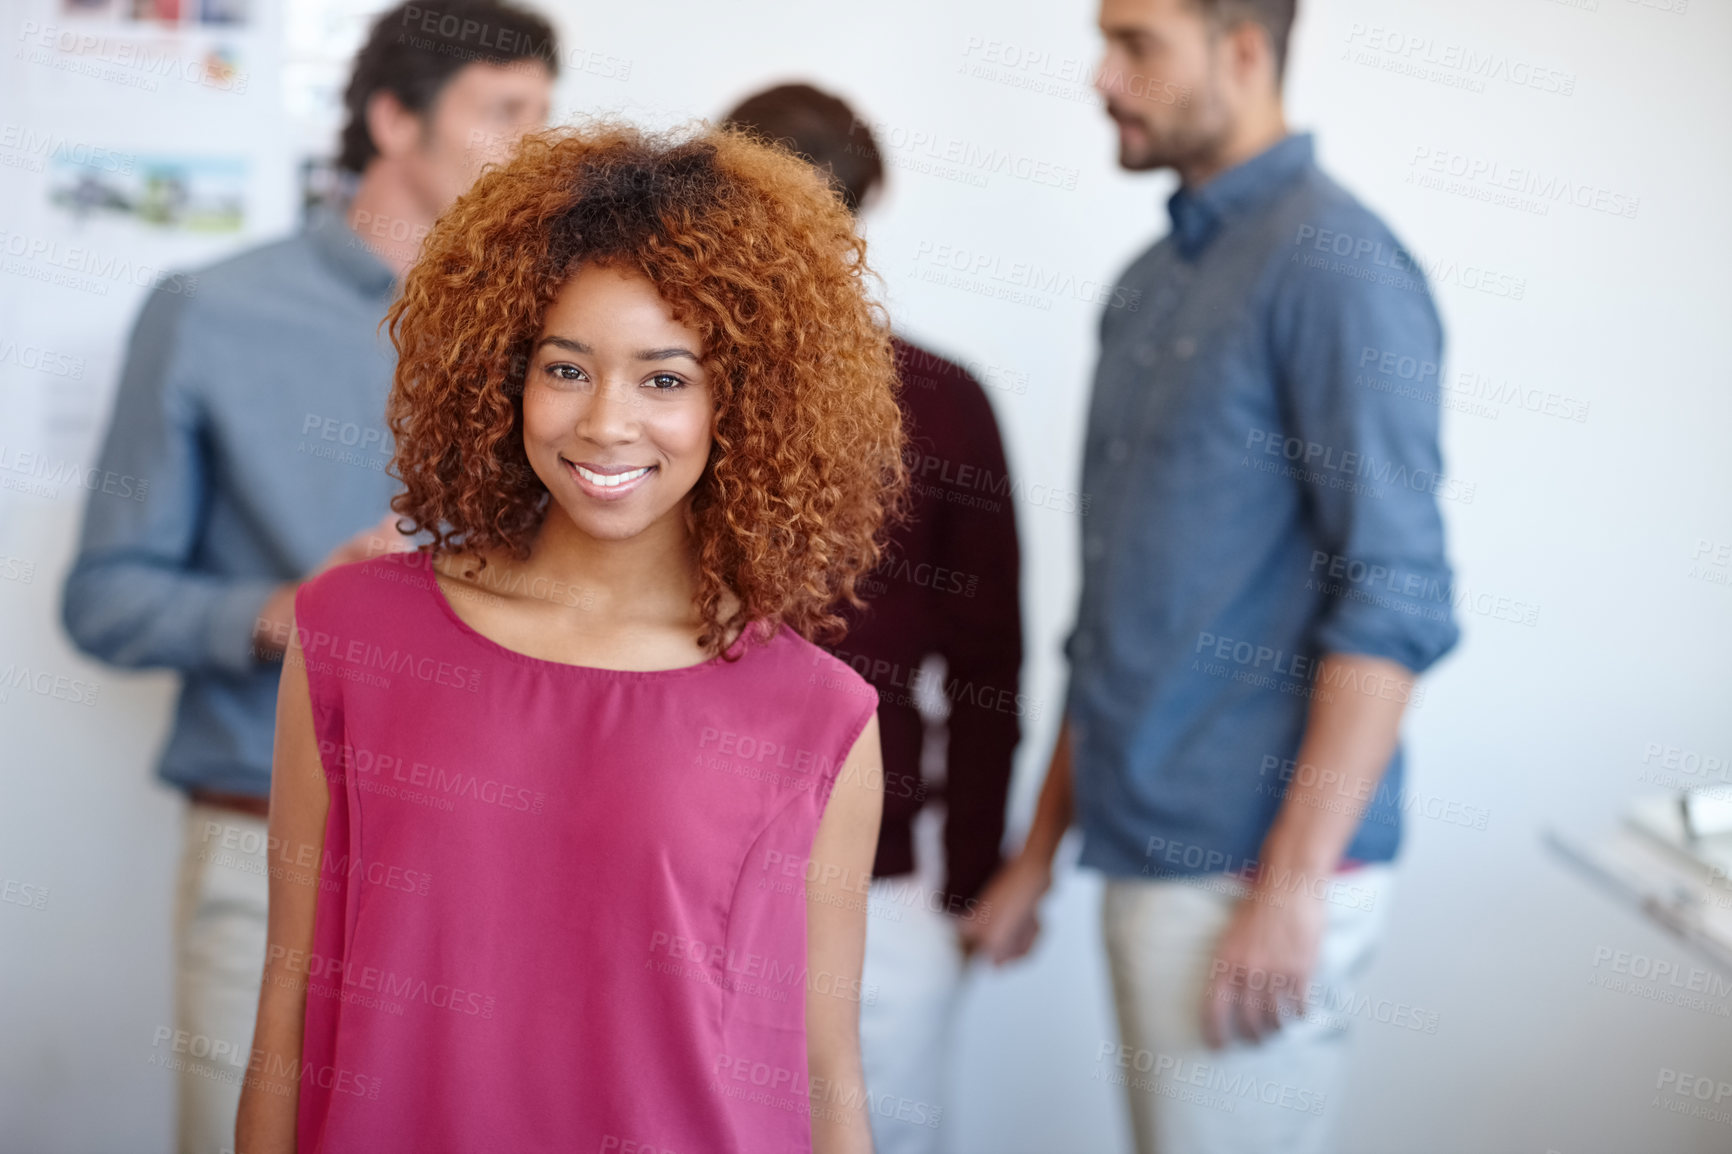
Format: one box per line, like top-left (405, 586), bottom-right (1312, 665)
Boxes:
top-left (48, 153), bottom-right (247, 232)
top-left (58, 0), bottom-right (252, 28)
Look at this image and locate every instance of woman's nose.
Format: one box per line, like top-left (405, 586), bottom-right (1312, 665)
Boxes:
top-left (577, 378), bottom-right (638, 440)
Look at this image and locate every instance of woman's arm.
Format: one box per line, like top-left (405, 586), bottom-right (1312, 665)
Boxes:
top-left (235, 608), bottom-right (330, 1153)
top-left (805, 713), bottom-right (884, 1154)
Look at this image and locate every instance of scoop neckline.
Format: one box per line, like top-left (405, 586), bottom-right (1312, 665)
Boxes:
top-left (410, 551), bottom-right (761, 679)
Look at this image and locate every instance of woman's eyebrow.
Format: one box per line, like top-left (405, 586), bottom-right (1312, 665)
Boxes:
top-left (635, 346), bottom-right (701, 364)
top-left (534, 335), bottom-right (699, 364)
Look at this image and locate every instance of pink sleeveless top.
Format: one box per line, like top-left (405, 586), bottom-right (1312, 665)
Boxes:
top-left (289, 550), bottom-right (879, 1153)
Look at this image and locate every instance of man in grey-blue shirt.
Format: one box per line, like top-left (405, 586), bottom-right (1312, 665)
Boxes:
top-left (58, 3), bottom-right (556, 1148)
top-left (963, 2), bottom-right (1461, 1151)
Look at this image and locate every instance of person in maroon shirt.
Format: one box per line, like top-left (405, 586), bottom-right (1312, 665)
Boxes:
top-left (722, 84), bottom-right (1025, 1154)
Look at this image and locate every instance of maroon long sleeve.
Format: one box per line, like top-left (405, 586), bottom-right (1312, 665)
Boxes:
top-left (826, 335), bottom-right (1024, 914)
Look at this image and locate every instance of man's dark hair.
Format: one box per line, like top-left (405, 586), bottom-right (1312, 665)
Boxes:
top-left (1193, 0), bottom-right (1297, 85)
top-left (719, 83), bottom-right (884, 215)
top-left (337, 0), bottom-right (560, 175)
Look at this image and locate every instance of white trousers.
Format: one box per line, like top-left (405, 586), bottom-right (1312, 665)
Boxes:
top-left (1099, 865), bottom-right (1395, 1154)
top-left (168, 802), bottom-right (270, 1154)
top-left (859, 808), bottom-right (970, 1154)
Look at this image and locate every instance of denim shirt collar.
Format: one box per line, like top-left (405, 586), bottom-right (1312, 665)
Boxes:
top-left (306, 195), bottom-right (398, 300)
top-left (1165, 132), bottom-right (1315, 261)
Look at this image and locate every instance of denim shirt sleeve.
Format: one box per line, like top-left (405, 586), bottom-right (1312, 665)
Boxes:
top-left (60, 277), bottom-right (281, 677)
top-left (1268, 226), bottom-right (1462, 675)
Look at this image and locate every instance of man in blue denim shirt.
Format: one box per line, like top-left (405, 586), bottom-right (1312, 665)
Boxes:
top-left (963, 1), bottom-right (1460, 1150)
top-left (58, 4), bottom-right (555, 1148)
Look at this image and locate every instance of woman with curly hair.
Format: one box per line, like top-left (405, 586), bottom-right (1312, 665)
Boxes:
top-left (236, 119), bottom-right (907, 1154)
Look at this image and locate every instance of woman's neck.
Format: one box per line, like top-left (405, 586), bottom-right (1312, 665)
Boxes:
top-left (530, 506), bottom-right (698, 613)
top-left (436, 506), bottom-right (743, 653)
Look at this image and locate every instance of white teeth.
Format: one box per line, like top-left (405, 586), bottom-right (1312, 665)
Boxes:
top-left (572, 463), bottom-right (651, 488)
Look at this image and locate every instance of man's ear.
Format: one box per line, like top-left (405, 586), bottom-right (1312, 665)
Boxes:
top-left (1226, 18), bottom-right (1279, 95)
top-left (366, 89), bottom-right (420, 162)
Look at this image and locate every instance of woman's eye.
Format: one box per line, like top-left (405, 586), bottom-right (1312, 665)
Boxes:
top-left (648, 373), bottom-right (686, 391)
top-left (547, 363), bottom-right (585, 382)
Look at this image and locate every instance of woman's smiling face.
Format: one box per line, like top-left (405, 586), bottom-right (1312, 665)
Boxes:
top-left (520, 262), bottom-right (718, 541)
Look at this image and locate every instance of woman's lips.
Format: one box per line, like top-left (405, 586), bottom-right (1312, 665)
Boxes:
top-left (563, 457), bottom-right (655, 500)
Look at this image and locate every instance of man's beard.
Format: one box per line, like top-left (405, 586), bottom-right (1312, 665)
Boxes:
top-left (1115, 105), bottom-right (1229, 174)
top-left (1109, 63), bottom-right (1230, 174)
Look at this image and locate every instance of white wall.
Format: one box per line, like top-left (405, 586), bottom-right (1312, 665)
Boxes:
top-left (3, 0), bottom-right (1728, 1150)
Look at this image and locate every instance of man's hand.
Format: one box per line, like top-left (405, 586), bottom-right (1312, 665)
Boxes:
top-left (1201, 880), bottom-right (1328, 1049)
top-left (956, 854), bottom-right (1049, 965)
top-left (251, 514), bottom-right (416, 660)
top-left (955, 713), bottom-right (1074, 966)
top-left (1197, 652), bottom-right (1413, 1047)
top-left (316, 511), bottom-right (417, 572)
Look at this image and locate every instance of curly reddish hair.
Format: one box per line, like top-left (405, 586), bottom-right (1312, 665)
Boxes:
top-left (381, 118), bottom-right (909, 659)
